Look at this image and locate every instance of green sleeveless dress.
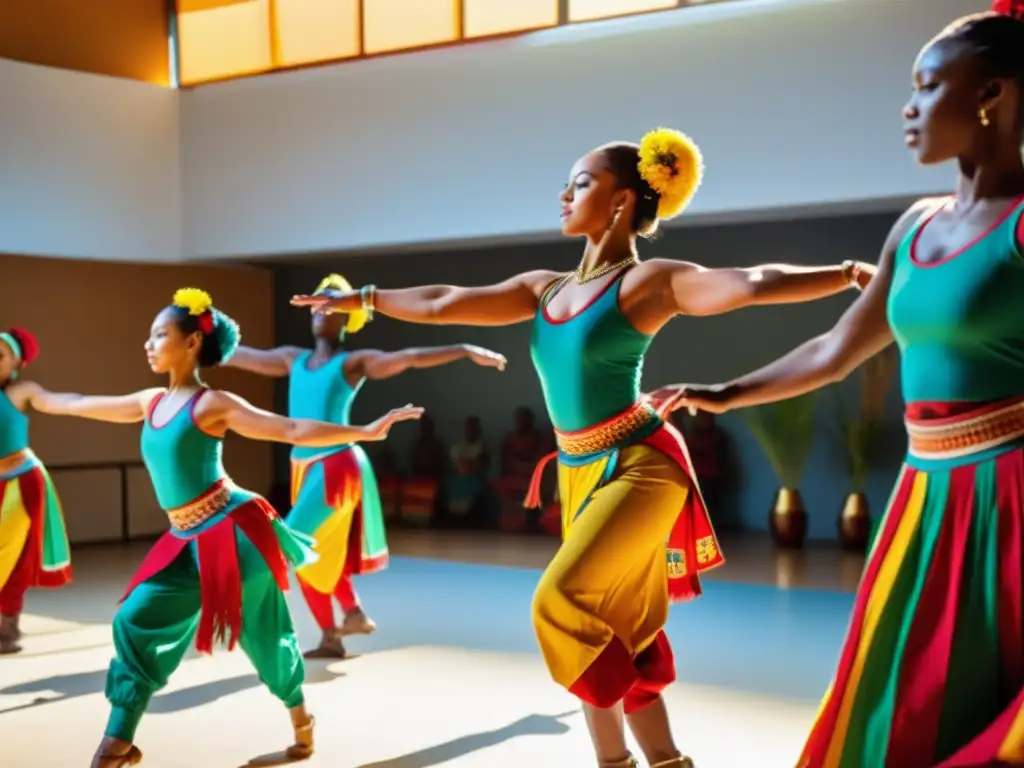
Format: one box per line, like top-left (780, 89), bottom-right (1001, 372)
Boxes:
top-left (286, 351), bottom-right (388, 591)
top-left (0, 387), bottom-right (71, 598)
top-left (800, 196), bottom-right (1024, 767)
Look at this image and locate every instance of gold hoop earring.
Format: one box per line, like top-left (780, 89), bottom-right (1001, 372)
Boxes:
top-left (980, 107), bottom-right (991, 127)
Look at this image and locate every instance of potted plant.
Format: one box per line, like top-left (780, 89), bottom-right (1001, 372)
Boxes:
top-left (740, 391), bottom-right (819, 549)
top-left (833, 346), bottom-right (898, 551)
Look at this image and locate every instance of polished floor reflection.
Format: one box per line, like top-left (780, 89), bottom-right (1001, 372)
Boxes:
top-left (0, 530), bottom-right (864, 767)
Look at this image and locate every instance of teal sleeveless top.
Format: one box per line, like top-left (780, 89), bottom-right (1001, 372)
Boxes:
top-left (530, 270), bottom-right (655, 433)
top-left (0, 388), bottom-right (29, 457)
top-left (888, 197), bottom-right (1024, 403)
top-left (141, 390), bottom-right (226, 509)
top-left (288, 350), bottom-right (363, 460)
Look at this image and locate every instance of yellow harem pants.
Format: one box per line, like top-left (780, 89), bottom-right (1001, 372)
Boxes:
top-left (531, 443), bottom-right (691, 711)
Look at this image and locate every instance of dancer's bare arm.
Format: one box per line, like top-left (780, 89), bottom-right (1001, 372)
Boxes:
top-left (222, 345), bottom-right (306, 377)
top-left (650, 200), bottom-right (937, 414)
top-left (291, 271), bottom-right (563, 327)
top-left (23, 384), bottom-right (164, 423)
top-left (346, 344), bottom-right (507, 381)
top-left (199, 390), bottom-right (423, 445)
top-left (632, 257), bottom-right (876, 326)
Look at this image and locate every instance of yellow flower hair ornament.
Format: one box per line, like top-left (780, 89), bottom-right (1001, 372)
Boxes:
top-left (637, 127), bottom-right (704, 221)
top-left (172, 287), bottom-right (216, 334)
top-left (314, 274), bottom-right (370, 334)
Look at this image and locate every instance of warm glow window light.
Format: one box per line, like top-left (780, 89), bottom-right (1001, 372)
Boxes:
top-left (172, 0), bottom-right (738, 87)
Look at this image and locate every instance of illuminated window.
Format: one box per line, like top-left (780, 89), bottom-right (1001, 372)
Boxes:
top-left (362, 0), bottom-right (460, 55)
top-left (568, 0), bottom-right (677, 23)
top-left (273, 0), bottom-right (361, 66)
top-left (178, 0), bottom-right (272, 85)
top-left (463, 0), bottom-right (558, 38)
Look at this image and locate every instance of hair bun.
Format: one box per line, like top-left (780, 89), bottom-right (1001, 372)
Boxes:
top-left (7, 327), bottom-right (39, 365)
top-left (992, 0), bottom-right (1024, 19)
top-left (210, 309), bottom-right (241, 364)
top-left (637, 128), bottom-right (704, 221)
top-left (314, 273), bottom-right (370, 334)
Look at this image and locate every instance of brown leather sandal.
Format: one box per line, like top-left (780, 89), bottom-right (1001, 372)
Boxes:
top-left (94, 745), bottom-right (143, 767)
top-left (650, 757), bottom-right (695, 768)
top-left (601, 756), bottom-right (639, 767)
top-left (285, 715), bottom-right (315, 760)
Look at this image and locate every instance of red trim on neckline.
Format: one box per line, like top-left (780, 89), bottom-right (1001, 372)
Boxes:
top-left (541, 268), bottom-right (628, 326)
top-left (911, 194), bottom-right (1024, 269)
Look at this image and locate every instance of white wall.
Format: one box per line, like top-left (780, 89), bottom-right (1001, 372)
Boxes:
top-left (0, 58), bottom-right (180, 262)
top-left (179, 0), bottom-right (987, 260)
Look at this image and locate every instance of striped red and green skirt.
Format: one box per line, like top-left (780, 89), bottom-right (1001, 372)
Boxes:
top-left (800, 399), bottom-right (1024, 767)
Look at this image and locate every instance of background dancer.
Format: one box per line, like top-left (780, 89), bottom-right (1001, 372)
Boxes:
top-left (0, 326), bottom-right (71, 654)
top-left (226, 272), bottom-right (506, 658)
top-left (657, 4), bottom-right (1024, 765)
top-left (292, 128), bottom-right (874, 767)
top-left (22, 288), bottom-right (422, 768)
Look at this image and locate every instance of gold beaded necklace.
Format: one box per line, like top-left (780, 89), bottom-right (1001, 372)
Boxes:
top-left (574, 254), bottom-right (639, 285)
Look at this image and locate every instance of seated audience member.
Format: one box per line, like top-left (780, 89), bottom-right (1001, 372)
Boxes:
top-left (400, 414), bottom-right (445, 525)
top-left (446, 416), bottom-right (489, 525)
top-left (493, 406), bottom-right (551, 531)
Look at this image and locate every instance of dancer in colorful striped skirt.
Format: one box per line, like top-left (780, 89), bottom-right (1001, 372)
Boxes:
top-left (226, 272), bottom-right (506, 658)
top-left (22, 289), bottom-right (422, 768)
top-left (292, 129), bottom-right (874, 766)
top-left (660, 5), bottom-right (1024, 765)
top-left (0, 327), bottom-right (71, 654)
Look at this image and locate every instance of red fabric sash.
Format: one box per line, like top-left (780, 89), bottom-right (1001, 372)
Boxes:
top-left (119, 496), bottom-right (290, 655)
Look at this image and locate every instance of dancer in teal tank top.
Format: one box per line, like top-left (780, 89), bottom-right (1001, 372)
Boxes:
top-left (0, 326), bottom-right (71, 654)
top-left (293, 128), bottom-right (874, 767)
top-left (671, 5), bottom-right (1024, 765)
top-left (226, 272), bottom-right (505, 658)
top-left (24, 288), bottom-right (423, 768)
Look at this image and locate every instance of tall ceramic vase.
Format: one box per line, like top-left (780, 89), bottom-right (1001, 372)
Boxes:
top-left (769, 488), bottom-right (807, 550)
top-left (837, 491), bottom-right (871, 551)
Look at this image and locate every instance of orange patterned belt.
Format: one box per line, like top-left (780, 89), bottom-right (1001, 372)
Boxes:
top-left (906, 399), bottom-right (1024, 461)
top-left (166, 480), bottom-right (233, 532)
top-left (0, 449), bottom-right (32, 477)
top-left (554, 402), bottom-right (658, 457)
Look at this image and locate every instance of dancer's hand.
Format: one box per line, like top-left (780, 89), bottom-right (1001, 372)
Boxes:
top-left (364, 404), bottom-right (425, 440)
top-left (465, 345), bottom-right (507, 371)
top-left (290, 289), bottom-right (361, 315)
top-left (646, 383), bottom-right (735, 416)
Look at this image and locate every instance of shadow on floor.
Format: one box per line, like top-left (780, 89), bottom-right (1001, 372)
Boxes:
top-left (0, 663), bottom-right (344, 717)
top-left (350, 711), bottom-right (578, 768)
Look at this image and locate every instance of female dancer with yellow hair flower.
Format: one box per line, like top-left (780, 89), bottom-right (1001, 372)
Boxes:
top-left (225, 273), bottom-right (506, 658)
top-left (293, 129), bottom-right (874, 767)
top-left (19, 288), bottom-right (422, 768)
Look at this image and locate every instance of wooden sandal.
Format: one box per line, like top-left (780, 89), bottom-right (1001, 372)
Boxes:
top-left (285, 715), bottom-right (315, 760)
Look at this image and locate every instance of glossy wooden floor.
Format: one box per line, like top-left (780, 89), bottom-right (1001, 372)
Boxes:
top-left (0, 530), bottom-right (865, 767)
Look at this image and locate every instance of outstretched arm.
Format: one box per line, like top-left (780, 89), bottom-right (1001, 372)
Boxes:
top-left (651, 258), bottom-right (875, 318)
top-left (291, 270), bottom-right (563, 327)
top-left (347, 344), bottom-right (507, 381)
top-left (25, 384), bottom-right (162, 424)
top-left (222, 345), bottom-right (306, 377)
top-left (652, 199), bottom-right (935, 414)
top-left (206, 391), bottom-right (423, 446)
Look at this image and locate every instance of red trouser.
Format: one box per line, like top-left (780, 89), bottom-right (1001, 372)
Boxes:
top-left (298, 575), bottom-right (360, 630)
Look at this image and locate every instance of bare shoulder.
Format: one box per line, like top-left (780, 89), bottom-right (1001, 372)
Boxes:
top-left (517, 269), bottom-right (568, 297)
top-left (196, 388), bottom-right (244, 414)
top-left (638, 258), bottom-right (704, 276)
top-left (886, 197), bottom-right (945, 246)
top-left (4, 380), bottom-right (40, 410)
top-left (137, 387), bottom-right (166, 407)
